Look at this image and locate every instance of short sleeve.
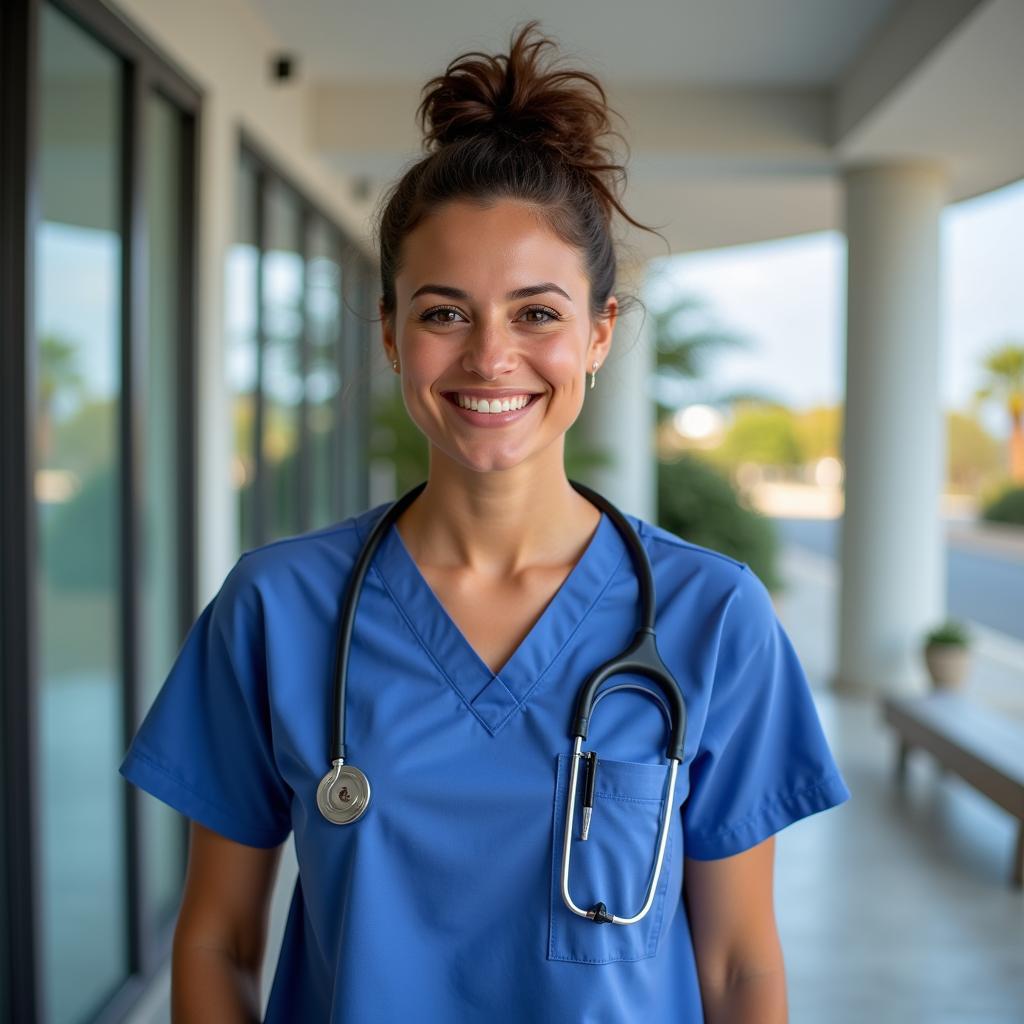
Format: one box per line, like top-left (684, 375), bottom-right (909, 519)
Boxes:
top-left (682, 564), bottom-right (850, 860)
top-left (118, 555), bottom-right (293, 848)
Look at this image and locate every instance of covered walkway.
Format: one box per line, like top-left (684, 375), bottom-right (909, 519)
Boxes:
top-left (5, 1), bottom-right (1023, 1020)
top-left (779, 690), bottom-right (1024, 1022)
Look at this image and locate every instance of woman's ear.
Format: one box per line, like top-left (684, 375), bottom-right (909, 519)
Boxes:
top-left (589, 294), bottom-right (618, 369)
top-left (379, 299), bottom-right (397, 365)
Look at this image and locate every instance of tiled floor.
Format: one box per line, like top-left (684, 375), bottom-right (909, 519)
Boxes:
top-left (776, 690), bottom-right (1024, 1023)
top-left (774, 546), bottom-right (1024, 1024)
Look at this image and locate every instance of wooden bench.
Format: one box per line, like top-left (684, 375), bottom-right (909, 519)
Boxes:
top-left (881, 692), bottom-right (1024, 888)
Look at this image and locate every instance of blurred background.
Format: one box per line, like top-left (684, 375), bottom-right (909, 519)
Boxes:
top-left (2, 0), bottom-right (1023, 1021)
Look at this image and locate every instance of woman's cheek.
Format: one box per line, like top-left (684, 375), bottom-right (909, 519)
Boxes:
top-left (537, 344), bottom-right (585, 389)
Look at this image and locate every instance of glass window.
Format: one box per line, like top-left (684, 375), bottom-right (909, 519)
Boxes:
top-left (228, 149), bottom-right (373, 546)
top-left (141, 89), bottom-right (188, 927)
top-left (35, 6), bottom-right (128, 1021)
top-left (306, 220), bottom-right (343, 529)
top-left (341, 256), bottom-right (374, 516)
top-left (226, 156), bottom-right (260, 551)
top-left (262, 179), bottom-right (304, 541)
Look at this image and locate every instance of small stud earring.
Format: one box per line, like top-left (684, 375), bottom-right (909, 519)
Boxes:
top-left (392, 359), bottom-right (399, 372)
top-left (589, 361), bottom-right (599, 390)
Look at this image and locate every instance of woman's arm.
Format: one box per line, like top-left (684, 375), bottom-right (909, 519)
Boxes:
top-left (683, 836), bottom-right (788, 1023)
top-left (171, 821), bottom-right (285, 1023)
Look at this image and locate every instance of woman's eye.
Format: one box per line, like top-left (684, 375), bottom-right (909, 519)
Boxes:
top-left (419, 305), bottom-right (464, 324)
top-left (417, 305), bottom-right (561, 325)
top-left (521, 306), bottom-right (560, 324)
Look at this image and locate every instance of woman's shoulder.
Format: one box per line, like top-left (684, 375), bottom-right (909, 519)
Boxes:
top-left (626, 514), bottom-right (775, 625)
top-left (631, 515), bottom-right (745, 572)
top-left (626, 514), bottom-right (748, 583)
top-left (228, 503), bottom-right (391, 595)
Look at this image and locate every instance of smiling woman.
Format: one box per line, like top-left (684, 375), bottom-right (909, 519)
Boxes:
top-left (119, 17), bottom-right (850, 1024)
top-left (380, 196), bottom-right (616, 474)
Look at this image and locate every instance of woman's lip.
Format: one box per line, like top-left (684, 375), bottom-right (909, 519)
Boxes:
top-left (442, 391), bottom-right (542, 424)
top-left (441, 388), bottom-right (543, 399)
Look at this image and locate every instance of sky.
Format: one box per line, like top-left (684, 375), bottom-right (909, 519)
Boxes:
top-left (649, 177), bottom-right (1024, 441)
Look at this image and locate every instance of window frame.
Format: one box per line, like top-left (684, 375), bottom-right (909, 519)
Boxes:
top-left (237, 129), bottom-right (374, 548)
top-left (0, 0), bottom-right (201, 1020)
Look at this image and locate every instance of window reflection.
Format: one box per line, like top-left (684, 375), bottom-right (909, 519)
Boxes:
top-left (35, 6), bottom-right (128, 1021)
top-left (262, 180), bottom-right (304, 540)
top-left (307, 221), bottom-right (343, 528)
top-left (227, 157), bottom-right (260, 549)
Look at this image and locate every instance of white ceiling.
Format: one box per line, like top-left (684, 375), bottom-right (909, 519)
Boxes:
top-left (246, 0), bottom-right (898, 87)
top-left (241, 0), bottom-right (1023, 255)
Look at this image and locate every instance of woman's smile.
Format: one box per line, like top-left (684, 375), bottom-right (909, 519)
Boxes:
top-left (441, 389), bottom-right (544, 427)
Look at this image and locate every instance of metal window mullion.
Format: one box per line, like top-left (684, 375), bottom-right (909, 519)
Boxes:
top-left (1, 0), bottom-right (42, 1019)
top-left (54, 0), bottom-right (201, 111)
top-left (119, 51), bottom-right (148, 980)
top-left (177, 100), bottom-right (200, 889)
top-left (253, 165), bottom-right (268, 547)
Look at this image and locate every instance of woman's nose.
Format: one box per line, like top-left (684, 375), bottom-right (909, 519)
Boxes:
top-left (461, 322), bottom-right (517, 379)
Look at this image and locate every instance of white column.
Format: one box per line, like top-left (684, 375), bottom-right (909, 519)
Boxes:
top-left (196, 95), bottom-right (237, 600)
top-left (834, 162), bottom-right (948, 695)
top-left (573, 262), bottom-right (657, 521)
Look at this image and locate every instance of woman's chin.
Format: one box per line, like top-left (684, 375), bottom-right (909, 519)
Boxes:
top-left (446, 441), bottom-right (539, 475)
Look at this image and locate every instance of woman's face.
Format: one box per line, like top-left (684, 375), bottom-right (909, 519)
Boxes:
top-left (380, 198), bottom-right (616, 475)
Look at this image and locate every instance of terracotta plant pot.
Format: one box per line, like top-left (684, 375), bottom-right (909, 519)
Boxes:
top-left (923, 642), bottom-right (970, 690)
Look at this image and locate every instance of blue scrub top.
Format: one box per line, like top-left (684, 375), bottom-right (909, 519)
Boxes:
top-left (120, 499), bottom-right (851, 1022)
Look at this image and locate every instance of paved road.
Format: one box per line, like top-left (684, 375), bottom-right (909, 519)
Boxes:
top-left (772, 517), bottom-right (1024, 642)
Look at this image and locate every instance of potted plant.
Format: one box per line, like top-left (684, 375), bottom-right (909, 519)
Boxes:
top-left (922, 620), bottom-right (972, 690)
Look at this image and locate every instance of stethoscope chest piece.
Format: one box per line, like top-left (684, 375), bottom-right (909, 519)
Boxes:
top-left (317, 761), bottom-right (371, 824)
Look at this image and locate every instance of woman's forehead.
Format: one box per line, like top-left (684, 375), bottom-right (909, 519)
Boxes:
top-left (398, 202), bottom-right (586, 300)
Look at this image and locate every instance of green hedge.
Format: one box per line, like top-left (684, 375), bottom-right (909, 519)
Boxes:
top-left (981, 484), bottom-right (1024, 526)
top-left (657, 455), bottom-right (782, 594)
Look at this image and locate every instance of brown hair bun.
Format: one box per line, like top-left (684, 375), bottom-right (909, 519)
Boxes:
top-left (416, 20), bottom-right (629, 219)
top-left (374, 19), bottom-right (665, 328)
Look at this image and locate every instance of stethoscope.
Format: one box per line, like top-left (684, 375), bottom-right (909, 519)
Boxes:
top-left (317, 479), bottom-right (687, 926)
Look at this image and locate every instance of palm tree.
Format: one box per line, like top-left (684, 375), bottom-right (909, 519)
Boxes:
top-left (973, 341), bottom-right (1024, 483)
top-left (646, 272), bottom-right (778, 426)
top-left (37, 332), bottom-right (86, 464)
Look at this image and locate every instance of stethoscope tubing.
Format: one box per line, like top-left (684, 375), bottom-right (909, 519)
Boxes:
top-left (320, 479), bottom-right (687, 926)
top-left (328, 479), bottom-right (685, 765)
top-left (328, 480), bottom-right (426, 765)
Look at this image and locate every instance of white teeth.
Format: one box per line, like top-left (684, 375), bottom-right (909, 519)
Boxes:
top-left (456, 394), bottom-right (532, 413)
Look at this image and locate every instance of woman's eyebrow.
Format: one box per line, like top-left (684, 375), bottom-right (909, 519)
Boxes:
top-left (409, 282), bottom-right (573, 303)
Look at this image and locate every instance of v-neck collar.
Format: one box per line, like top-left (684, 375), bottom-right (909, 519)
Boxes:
top-left (354, 504), bottom-right (629, 736)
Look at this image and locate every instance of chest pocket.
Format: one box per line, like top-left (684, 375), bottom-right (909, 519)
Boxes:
top-left (547, 752), bottom-right (677, 964)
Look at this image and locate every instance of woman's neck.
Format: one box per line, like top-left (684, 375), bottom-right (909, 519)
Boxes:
top-left (394, 454), bottom-right (601, 577)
